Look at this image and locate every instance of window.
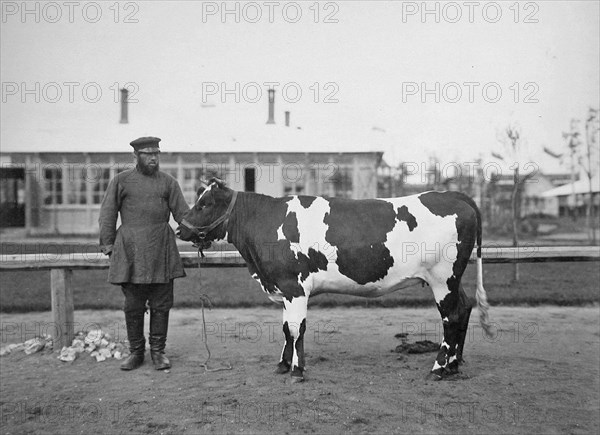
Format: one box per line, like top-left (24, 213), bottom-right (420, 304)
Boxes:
top-left (91, 168), bottom-right (112, 204)
top-left (330, 166), bottom-right (353, 198)
top-left (283, 182), bottom-right (305, 196)
top-left (64, 165), bottom-right (87, 205)
top-left (283, 164), bottom-right (305, 196)
top-left (44, 167), bottom-right (62, 205)
top-left (305, 163), bottom-right (338, 197)
top-left (42, 165), bottom-right (121, 206)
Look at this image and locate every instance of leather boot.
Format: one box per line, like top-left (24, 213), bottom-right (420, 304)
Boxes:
top-left (120, 311), bottom-right (145, 370)
top-left (149, 310), bottom-right (171, 370)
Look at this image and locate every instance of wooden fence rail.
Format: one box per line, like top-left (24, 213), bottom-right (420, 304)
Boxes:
top-left (1, 246), bottom-right (598, 349)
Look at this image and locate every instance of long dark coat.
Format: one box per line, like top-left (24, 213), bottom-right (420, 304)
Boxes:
top-left (99, 167), bottom-right (190, 284)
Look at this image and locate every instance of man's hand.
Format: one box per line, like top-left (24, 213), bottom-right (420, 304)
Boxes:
top-left (193, 240), bottom-right (212, 251)
top-left (100, 245), bottom-right (113, 257)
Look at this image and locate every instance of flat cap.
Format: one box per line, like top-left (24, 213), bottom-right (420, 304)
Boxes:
top-left (130, 136), bottom-right (161, 153)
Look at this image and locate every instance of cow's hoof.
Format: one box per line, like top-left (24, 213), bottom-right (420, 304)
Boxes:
top-left (275, 362), bottom-right (290, 374)
top-left (291, 375), bottom-right (305, 383)
top-left (290, 367), bottom-right (304, 383)
top-left (445, 361), bottom-right (460, 375)
top-left (429, 366), bottom-right (462, 381)
top-left (429, 368), bottom-right (444, 381)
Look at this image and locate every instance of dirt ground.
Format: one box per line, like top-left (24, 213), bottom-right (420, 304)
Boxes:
top-left (1, 306), bottom-right (599, 434)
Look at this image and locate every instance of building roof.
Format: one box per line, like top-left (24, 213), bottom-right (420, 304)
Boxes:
top-left (541, 176), bottom-right (600, 197)
top-left (2, 94), bottom-right (388, 155)
top-left (491, 172), bottom-right (569, 187)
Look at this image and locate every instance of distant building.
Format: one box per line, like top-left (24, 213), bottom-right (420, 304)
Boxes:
top-left (487, 172), bottom-right (573, 218)
top-left (541, 175), bottom-right (600, 218)
top-left (376, 165), bottom-right (574, 222)
top-left (1, 91), bottom-right (386, 234)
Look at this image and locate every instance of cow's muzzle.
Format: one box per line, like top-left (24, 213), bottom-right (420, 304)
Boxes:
top-left (177, 221), bottom-right (213, 252)
top-left (179, 218), bottom-right (206, 241)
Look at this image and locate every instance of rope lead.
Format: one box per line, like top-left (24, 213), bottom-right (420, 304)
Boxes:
top-left (197, 248), bottom-right (232, 373)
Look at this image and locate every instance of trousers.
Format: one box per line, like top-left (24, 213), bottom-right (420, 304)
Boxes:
top-left (121, 281), bottom-right (174, 313)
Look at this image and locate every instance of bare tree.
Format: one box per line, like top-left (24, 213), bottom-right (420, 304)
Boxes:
top-left (562, 119), bottom-right (582, 222)
top-left (496, 124), bottom-right (535, 282)
top-left (584, 108), bottom-right (599, 244)
top-left (545, 109), bottom-right (599, 244)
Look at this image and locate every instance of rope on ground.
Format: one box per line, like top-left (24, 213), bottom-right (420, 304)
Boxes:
top-left (196, 247), bottom-right (232, 373)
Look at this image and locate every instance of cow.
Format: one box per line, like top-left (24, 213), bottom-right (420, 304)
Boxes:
top-left (178, 178), bottom-right (492, 382)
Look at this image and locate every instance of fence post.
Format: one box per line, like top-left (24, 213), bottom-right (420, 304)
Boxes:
top-left (50, 269), bottom-right (74, 350)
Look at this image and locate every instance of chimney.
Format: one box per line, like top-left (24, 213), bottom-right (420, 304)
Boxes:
top-left (119, 88), bottom-right (128, 124)
top-left (285, 111), bottom-right (290, 127)
top-left (266, 88), bottom-right (275, 124)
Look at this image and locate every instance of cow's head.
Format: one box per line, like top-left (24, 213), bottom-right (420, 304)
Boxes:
top-left (177, 178), bottom-right (237, 246)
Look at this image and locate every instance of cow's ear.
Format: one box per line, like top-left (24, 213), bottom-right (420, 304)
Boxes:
top-left (209, 177), bottom-right (226, 189)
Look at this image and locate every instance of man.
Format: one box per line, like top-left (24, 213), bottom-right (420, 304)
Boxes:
top-left (99, 137), bottom-right (189, 371)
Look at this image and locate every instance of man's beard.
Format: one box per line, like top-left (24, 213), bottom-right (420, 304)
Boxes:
top-left (137, 160), bottom-right (159, 175)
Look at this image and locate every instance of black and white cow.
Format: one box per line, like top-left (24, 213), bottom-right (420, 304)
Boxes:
top-left (178, 179), bottom-right (492, 382)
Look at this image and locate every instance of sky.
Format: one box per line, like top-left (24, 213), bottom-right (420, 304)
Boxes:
top-left (1, 0), bottom-right (599, 176)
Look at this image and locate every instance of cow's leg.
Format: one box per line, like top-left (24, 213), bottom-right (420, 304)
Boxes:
top-left (279, 295), bottom-right (308, 383)
top-left (455, 283), bottom-right (474, 364)
top-left (429, 278), bottom-right (464, 378)
top-left (275, 309), bottom-right (294, 374)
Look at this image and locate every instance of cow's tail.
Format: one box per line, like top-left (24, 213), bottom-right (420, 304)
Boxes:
top-left (472, 199), bottom-right (493, 338)
top-left (455, 192), bottom-right (492, 337)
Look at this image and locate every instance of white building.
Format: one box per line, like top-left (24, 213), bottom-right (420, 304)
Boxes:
top-left (541, 175), bottom-right (600, 217)
top-left (1, 90), bottom-right (390, 234)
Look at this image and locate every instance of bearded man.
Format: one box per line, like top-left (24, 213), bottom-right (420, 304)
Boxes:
top-left (99, 137), bottom-right (189, 371)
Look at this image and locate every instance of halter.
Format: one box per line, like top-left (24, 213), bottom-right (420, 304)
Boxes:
top-left (180, 190), bottom-right (238, 242)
